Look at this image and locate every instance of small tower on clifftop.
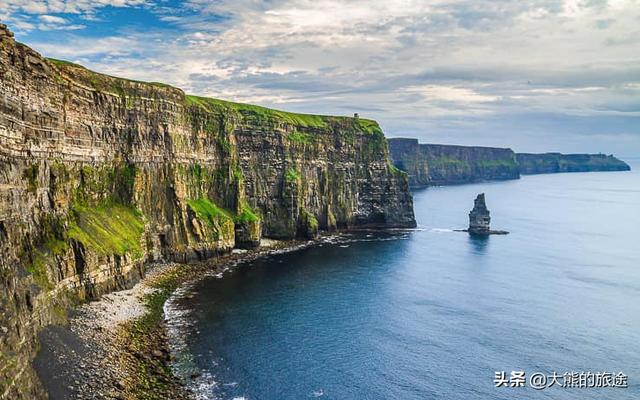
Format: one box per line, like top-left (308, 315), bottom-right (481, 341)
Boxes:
top-left (354, 113), bottom-right (359, 119)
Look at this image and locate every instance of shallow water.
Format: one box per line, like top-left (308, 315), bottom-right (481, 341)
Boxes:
top-left (167, 159), bottom-right (640, 400)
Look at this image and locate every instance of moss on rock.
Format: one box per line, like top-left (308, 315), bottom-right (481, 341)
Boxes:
top-left (299, 209), bottom-right (319, 239)
top-left (186, 198), bottom-right (235, 244)
top-left (68, 203), bottom-right (145, 259)
top-left (285, 167), bottom-right (301, 184)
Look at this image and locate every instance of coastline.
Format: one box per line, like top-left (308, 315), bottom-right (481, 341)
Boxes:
top-left (34, 238), bottom-right (311, 400)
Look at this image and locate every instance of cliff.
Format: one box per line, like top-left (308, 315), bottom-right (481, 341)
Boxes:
top-left (389, 138), bottom-right (631, 188)
top-left (388, 138), bottom-right (520, 187)
top-left (0, 24), bottom-right (415, 399)
top-left (515, 153), bottom-right (631, 174)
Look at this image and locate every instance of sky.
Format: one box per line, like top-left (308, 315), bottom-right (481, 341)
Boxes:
top-left (2, 0), bottom-right (639, 155)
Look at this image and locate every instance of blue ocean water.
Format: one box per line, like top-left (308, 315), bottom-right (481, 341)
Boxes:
top-left (167, 160), bottom-right (640, 400)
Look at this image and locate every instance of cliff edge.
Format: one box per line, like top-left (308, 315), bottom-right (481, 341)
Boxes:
top-left (388, 138), bottom-right (520, 187)
top-left (388, 138), bottom-right (630, 188)
top-left (516, 153), bottom-right (630, 174)
top-left (0, 24), bottom-right (415, 399)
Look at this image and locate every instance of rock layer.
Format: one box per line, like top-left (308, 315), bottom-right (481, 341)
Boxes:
top-left (468, 193), bottom-right (491, 234)
top-left (388, 139), bottom-right (520, 187)
top-left (388, 138), bottom-right (630, 188)
top-left (0, 24), bottom-right (415, 399)
top-left (515, 153), bottom-right (630, 174)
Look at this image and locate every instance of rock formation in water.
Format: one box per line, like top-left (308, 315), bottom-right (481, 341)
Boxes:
top-left (515, 153), bottom-right (631, 174)
top-left (388, 138), bottom-right (630, 188)
top-left (468, 194), bottom-right (491, 234)
top-left (464, 194), bottom-right (508, 236)
top-left (0, 24), bottom-right (415, 399)
top-left (387, 138), bottom-right (520, 187)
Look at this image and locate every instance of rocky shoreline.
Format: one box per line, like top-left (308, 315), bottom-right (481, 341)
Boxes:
top-left (34, 238), bottom-right (310, 400)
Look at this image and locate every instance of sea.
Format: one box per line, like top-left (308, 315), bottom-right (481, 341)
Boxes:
top-left (165, 157), bottom-right (640, 400)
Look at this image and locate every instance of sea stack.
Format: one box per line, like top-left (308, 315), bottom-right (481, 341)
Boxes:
top-left (466, 193), bottom-right (508, 235)
top-left (468, 193), bottom-right (491, 234)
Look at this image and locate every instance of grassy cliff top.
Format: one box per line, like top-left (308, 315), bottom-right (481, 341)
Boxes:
top-left (46, 57), bottom-right (383, 135)
top-left (185, 95), bottom-right (383, 134)
top-left (47, 58), bottom-right (176, 90)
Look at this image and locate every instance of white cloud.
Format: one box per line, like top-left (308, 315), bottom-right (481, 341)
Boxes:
top-left (39, 14), bottom-right (66, 23)
top-left (407, 85), bottom-right (501, 103)
top-left (12, 0), bottom-right (640, 152)
top-left (1, 0), bottom-right (148, 22)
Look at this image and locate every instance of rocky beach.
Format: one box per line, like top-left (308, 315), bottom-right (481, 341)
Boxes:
top-left (33, 238), bottom-right (310, 400)
top-left (0, 4), bottom-right (636, 398)
top-left (0, 23), bottom-right (415, 399)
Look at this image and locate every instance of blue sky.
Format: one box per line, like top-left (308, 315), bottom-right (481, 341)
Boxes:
top-left (2, 0), bottom-right (639, 155)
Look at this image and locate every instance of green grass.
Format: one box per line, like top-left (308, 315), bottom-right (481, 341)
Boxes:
top-left (44, 236), bottom-right (69, 256)
top-left (233, 166), bottom-right (244, 182)
top-left (427, 156), bottom-right (470, 168)
top-left (68, 203), bottom-right (145, 259)
top-left (46, 57), bottom-right (82, 68)
top-left (46, 57), bottom-right (174, 90)
top-left (185, 95), bottom-right (383, 135)
top-left (476, 159), bottom-right (518, 168)
top-left (124, 266), bottom-right (185, 398)
top-left (46, 58), bottom-right (384, 137)
top-left (301, 209), bottom-right (319, 232)
top-left (186, 198), bottom-right (232, 225)
top-left (288, 131), bottom-right (314, 144)
top-left (26, 253), bottom-right (53, 290)
top-left (355, 118), bottom-right (384, 135)
top-left (25, 235), bottom-right (70, 290)
top-left (284, 167), bottom-right (301, 183)
top-left (235, 204), bottom-right (260, 224)
top-left (186, 96), bottom-right (329, 128)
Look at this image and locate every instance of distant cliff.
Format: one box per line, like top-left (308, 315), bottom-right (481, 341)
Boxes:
top-left (388, 138), bottom-right (520, 187)
top-left (0, 24), bottom-right (414, 399)
top-left (388, 138), bottom-right (630, 188)
top-left (516, 153), bottom-right (631, 174)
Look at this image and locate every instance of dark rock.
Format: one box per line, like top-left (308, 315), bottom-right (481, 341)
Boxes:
top-left (0, 21), bottom-right (415, 398)
top-left (152, 350), bottom-right (164, 358)
top-left (389, 138), bottom-right (630, 188)
top-left (516, 152), bottom-right (631, 174)
top-left (388, 139), bottom-right (520, 187)
top-left (468, 193), bottom-right (491, 234)
top-left (457, 194), bottom-right (509, 235)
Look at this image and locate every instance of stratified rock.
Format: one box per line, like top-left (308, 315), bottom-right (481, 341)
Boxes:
top-left (468, 194), bottom-right (491, 234)
top-left (462, 194), bottom-right (508, 236)
top-left (0, 24), bottom-right (415, 399)
top-left (515, 153), bottom-right (631, 174)
top-left (388, 139), bottom-right (520, 187)
top-left (387, 138), bottom-right (630, 188)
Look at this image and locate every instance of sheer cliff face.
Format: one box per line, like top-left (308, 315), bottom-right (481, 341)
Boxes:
top-left (516, 153), bottom-right (631, 174)
top-left (0, 25), bottom-right (414, 399)
top-left (388, 139), bottom-right (631, 188)
top-left (388, 138), bottom-right (520, 187)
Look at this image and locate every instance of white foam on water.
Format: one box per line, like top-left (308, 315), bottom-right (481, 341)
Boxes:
top-left (430, 228), bottom-right (455, 233)
top-left (162, 231), bottom-right (416, 400)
